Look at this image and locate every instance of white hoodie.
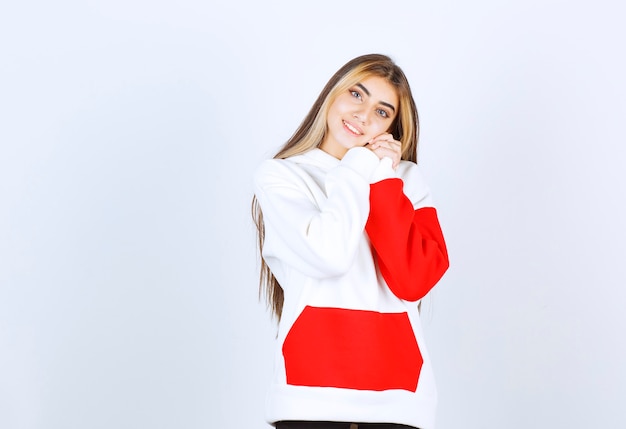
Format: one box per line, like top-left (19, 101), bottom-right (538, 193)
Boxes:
top-left (253, 147), bottom-right (449, 429)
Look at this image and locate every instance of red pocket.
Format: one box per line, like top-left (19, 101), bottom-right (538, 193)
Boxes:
top-left (282, 306), bottom-right (422, 392)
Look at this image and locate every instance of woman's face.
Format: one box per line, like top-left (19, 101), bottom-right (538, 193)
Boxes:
top-left (320, 75), bottom-right (399, 159)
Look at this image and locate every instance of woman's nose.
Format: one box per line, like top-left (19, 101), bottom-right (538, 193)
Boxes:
top-left (353, 110), bottom-right (369, 124)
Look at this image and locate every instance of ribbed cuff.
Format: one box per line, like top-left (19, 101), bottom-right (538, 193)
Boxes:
top-left (339, 147), bottom-right (381, 182)
top-left (370, 157), bottom-right (397, 183)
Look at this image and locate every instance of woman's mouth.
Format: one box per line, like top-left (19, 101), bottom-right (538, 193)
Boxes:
top-left (343, 120), bottom-right (363, 136)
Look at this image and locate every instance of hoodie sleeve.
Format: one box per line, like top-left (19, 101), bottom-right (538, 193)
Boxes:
top-left (254, 147), bottom-right (380, 279)
top-left (365, 163), bottom-right (449, 302)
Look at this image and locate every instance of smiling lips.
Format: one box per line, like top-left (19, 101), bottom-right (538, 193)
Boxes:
top-left (343, 120), bottom-right (363, 136)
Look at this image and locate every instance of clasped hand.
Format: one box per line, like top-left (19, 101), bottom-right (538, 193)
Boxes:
top-left (366, 133), bottom-right (402, 169)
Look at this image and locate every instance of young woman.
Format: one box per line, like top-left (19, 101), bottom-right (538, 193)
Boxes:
top-left (252, 54), bottom-right (449, 429)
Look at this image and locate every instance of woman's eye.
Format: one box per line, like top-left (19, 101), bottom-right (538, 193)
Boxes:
top-left (350, 90), bottom-right (361, 99)
top-left (377, 109), bottom-right (389, 118)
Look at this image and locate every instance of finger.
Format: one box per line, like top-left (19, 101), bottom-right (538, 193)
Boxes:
top-left (371, 140), bottom-right (401, 156)
top-left (371, 145), bottom-right (401, 169)
top-left (370, 139), bottom-right (399, 150)
top-left (369, 133), bottom-right (394, 146)
top-left (370, 134), bottom-right (400, 149)
top-left (371, 146), bottom-right (400, 162)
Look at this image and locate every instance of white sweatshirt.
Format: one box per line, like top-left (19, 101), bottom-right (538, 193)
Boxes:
top-left (253, 147), bottom-right (449, 429)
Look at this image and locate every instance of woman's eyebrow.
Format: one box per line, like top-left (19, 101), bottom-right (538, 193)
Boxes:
top-left (380, 101), bottom-right (396, 113)
top-left (356, 83), bottom-right (371, 96)
top-left (356, 82), bottom-right (396, 113)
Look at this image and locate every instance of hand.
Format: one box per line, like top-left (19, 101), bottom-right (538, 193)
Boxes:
top-left (367, 133), bottom-right (402, 169)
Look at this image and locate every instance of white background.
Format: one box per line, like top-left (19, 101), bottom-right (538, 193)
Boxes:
top-left (1, 1), bottom-right (625, 428)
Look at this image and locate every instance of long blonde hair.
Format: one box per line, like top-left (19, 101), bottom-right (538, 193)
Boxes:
top-left (252, 54), bottom-right (420, 320)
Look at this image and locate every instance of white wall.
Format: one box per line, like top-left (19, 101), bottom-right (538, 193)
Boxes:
top-left (1, 1), bottom-right (624, 428)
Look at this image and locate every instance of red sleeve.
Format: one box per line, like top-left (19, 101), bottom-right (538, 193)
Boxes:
top-left (365, 178), bottom-right (449, 302)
